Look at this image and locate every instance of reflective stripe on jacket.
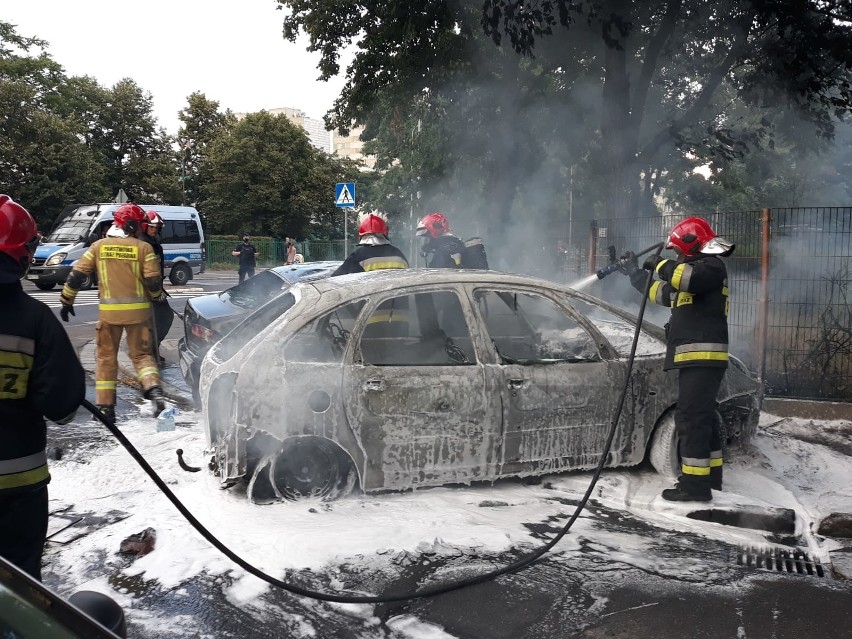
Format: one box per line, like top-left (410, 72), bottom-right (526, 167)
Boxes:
top-left (332, 243), bottom-right (409, 276)
top-left (634, 254), bottom-right (729, 370)
top-left (62, 237), bottom-right (162, 325)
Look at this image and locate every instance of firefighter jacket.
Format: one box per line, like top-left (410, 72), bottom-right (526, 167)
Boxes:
top-left (423, 234), bottom-right (466, 268)
top-left (0, 282), bottom-right (85, 495)
top-left (632, 254), bottom-right (729, 370)
top-left (332, 242), bottom-right (409, 276)
top-left (141, 234), bottom-right (165, 281)
top-left (62, 236), bottom-right (163, 325)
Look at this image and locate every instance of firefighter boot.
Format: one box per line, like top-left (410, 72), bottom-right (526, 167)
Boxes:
top-left (661, 482), bottom-right (711, 502)
top-left (710, 466), bottom-right (723, 491)
top-left (145, 386), bottom-right (166, 418)
top-left (94, 405), bottom-right (116, 424)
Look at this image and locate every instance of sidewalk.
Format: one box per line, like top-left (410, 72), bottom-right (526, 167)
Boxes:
top-left (79, 337), bottom-right (194, 408)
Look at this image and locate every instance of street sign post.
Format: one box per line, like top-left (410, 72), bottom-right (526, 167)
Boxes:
top-left (335, 183), bottom-right (356, 257)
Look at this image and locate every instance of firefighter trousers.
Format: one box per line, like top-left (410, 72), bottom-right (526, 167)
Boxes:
top-left (95, 319), bottom-right (161, 405)
top-left (675, 367), bottom-right (725, 494)
top-left (0, 485), bottom-right (48, 581)
top-left (152, 300), bottom-right (174, 349)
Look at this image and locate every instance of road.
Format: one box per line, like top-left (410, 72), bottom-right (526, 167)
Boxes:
top-left (21, 273), bottom-right (852, 639)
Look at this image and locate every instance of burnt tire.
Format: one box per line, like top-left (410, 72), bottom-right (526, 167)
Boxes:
top-left (270, 438), bottom-right (355, 501)
top-left (650, 412), bottom-right (679, 479)
top-left (649, 410), bottom-right (725, 480)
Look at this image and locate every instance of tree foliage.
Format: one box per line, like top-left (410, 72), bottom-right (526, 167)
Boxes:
top-left (177, 92), bottom-right (236, 206)
top-left (0, 21), bottom-right (183, 227)
top-left (203, 112), bottom-right (359, 239)
top-left (280, 0), bottom-right (852, 232)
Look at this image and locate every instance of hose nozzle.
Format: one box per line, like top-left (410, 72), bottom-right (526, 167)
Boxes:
top-left (596, 261), bottom-right (625, 280)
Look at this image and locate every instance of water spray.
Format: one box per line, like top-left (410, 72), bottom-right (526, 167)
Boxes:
top-left (596, 242), bottom-right (665, 280)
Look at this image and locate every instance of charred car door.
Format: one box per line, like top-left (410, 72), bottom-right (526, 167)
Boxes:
top-left (473, 288), bottom-right (623, 476)
top-left (343, 288), bottom-right (501, 491)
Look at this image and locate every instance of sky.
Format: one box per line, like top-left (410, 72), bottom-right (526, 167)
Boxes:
top-left (4, 0), bottom-right (349, 134)
top-left (42, 401), bottom-right (852, 637)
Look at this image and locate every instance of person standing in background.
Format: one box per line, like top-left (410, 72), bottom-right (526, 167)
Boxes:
top-left (232, 235), bottom-right (258, 283)
top-left (286, 237), bottom-right (297, 265)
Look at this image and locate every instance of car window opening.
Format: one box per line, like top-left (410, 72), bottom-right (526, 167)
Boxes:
top-left (477, 289), bottom-right (600, 365)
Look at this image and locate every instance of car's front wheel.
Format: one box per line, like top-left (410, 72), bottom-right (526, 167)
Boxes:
top-left (270, 438), bottom-right (355, 500)
top-left (34, 281), bottom-right (56, 290)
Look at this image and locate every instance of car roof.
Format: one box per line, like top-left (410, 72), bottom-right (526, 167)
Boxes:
top-left (268, 261), bottom-right (342, 281)
top-left (305, 268), bottom-right (666, 340)
top-left (311, 268), bottom-right (578, 296)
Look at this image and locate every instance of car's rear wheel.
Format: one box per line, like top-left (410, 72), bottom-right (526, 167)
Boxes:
top-left (269, 438), bottom-right (355, 501)
top-left (649, 412), bottom-right (679, 479)
top-left (169, 263), bottom-right (191, 286)
top-left (34, 281), bottom-right (56, 290)
top-left (649, 410), bottom-right (725, 480)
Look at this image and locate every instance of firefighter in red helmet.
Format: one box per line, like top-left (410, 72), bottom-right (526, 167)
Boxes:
top-left (416, 212), bottom-right (467, 268)
top-left (332, 210), bottom-right (409, 276)
top-left (627, 216), bottom-right (735, 502)
top-left (60, 203), bottom-right (167, 422)
top-left (0, 195), bottom-right (85, 580)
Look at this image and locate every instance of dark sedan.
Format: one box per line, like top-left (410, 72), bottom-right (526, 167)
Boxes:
top-left (178, 261), bottom-right (341, 398)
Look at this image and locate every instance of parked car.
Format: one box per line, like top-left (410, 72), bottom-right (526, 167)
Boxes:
top-left (198, 269), bottom-right (761, 502)
top-left (178, 261), bottom-right (341, 397)
top-left (0, 555), bottom-right (125, 638)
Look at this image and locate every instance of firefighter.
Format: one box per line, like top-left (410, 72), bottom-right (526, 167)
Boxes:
top-left (141, 210), bottom-right (174, 363)
top-left (626, 216), bottom-right (735, 502)
top-left (0, 195), bottom-right (85, 580)
top-left (59, 203), bottom-right (167, 422)
top-left (332, 210), bottom-right (409, 276)
top-left (416, 212), bottom-right (466, 268)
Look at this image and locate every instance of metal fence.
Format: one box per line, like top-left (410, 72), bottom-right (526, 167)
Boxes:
top-left (205, 239), bottom-right (348, 269)
top-left (584, 208), bottom-right (852, 401)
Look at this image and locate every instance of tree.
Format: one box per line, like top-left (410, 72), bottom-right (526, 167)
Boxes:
top-left (203, 112), bottom-right (358, 238)
top-left (279, 0), bottom-right (852, 225)
top-left (176, 92), bottom-right (236, 207)
top-left (0, 21), bottom-right (108, 228)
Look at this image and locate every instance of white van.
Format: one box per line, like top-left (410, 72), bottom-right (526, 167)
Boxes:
top-left (28, 203), bottom-right (205, 289)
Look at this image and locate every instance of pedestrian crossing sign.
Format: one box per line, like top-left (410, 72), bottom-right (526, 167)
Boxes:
top-left (335, 182), bottom-right (356, 208)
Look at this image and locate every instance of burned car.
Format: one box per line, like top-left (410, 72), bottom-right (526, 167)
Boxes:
top-left (198, 270), bottom-right (760, 502)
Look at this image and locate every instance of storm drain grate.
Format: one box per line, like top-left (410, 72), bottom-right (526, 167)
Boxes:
top-left (735, 545), bottom-right (826, 578)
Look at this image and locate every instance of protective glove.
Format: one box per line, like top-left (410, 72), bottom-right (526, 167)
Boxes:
top-left (59, 304), bottom-right (75, 322)
top-left (629, 269), bottom-right (648, 290)
top-left (620, 251), bottom-right (638, 275)
top-left (643, 255), bottom-right (664, 271)
top-left (151, 290), bottom-right (167, 304)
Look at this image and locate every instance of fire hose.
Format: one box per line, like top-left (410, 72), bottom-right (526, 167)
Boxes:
top-left (81, 242), bottom-right (665, 604)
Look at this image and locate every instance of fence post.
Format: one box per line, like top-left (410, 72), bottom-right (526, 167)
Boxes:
top-left (756, 208), bottom-right (771, 404)
top-left (588, 220), bottom-right (597, 275)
